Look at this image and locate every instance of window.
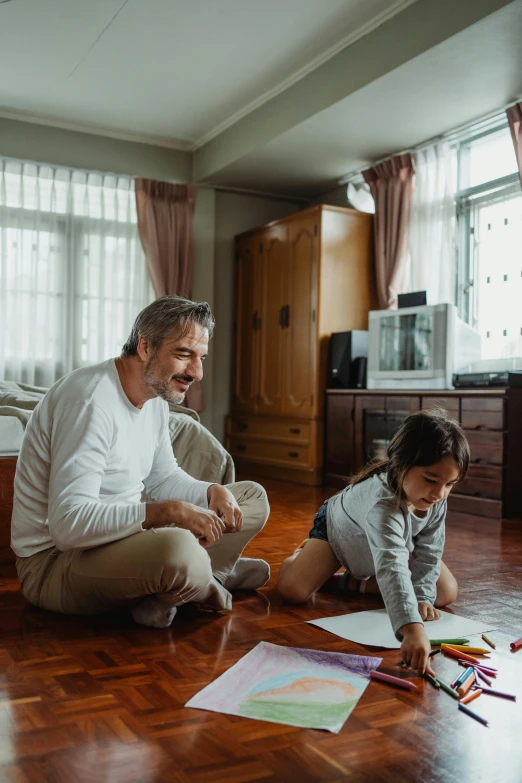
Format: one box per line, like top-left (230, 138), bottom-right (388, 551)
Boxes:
top-left (456, 122), bottom-right (522, 359)
top-left (0, 159), bottom-right (154, 386)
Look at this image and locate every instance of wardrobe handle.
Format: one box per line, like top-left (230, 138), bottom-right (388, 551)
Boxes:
top-left (289, 428), bottom-right (301, 435)
top-left (288, 451), bottom-right (299, 458)
top-left (279, 307), bottom-right (285, 328)
top-left (252, 311), bottom-right (258, 330)
top-left (285, 304), bottom-right (290, 328)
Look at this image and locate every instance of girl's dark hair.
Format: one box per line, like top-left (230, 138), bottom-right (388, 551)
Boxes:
top-left (349, 408), bottom-right (470, 498)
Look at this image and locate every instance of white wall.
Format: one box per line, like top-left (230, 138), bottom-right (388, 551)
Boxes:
top-left (212, 191), bottom-right (303, 443)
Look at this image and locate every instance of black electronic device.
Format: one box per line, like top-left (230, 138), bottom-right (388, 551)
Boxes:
top-left (452, 370), bottom-right (522, 388)
top-left (398, 290), bottom-right (427, 309)
top-left (328, 331), bottom-right (368, 389)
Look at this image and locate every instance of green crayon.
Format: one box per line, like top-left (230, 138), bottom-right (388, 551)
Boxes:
top-left (429, 638), bottom-right (469, 646)
top-left (435, 677), bottom-right (460, 699)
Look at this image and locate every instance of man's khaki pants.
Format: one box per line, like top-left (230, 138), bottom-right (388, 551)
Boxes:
top-left (16, 481), bottom-right (269, 616)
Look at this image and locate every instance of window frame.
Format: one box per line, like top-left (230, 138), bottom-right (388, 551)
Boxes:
top-left (455, 120), bottom-right (521, 330)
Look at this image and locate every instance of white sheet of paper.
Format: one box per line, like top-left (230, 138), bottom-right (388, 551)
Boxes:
top-left (307, 609), bottom-right (498, 649)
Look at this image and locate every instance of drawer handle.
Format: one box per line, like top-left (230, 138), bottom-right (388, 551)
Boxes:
top-left (474, 424), bottom-right (487, 430)
top-left (289, 428), bottom-right (301, 435)
top-left (236, 444), bottom-right (247, 453)
top-left (237, 423), bottom-right (249, 431)
top-left (471, 458), bottom-right (485, 464)
top-left (288, 451), bottom-right (300, 458)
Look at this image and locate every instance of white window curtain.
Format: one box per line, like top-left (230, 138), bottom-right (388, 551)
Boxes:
top-left (408, 142), bottom-right (457, 304)
top-left (0, 159), bottom-right (154, 387)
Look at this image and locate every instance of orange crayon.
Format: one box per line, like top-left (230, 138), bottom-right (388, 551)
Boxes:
top-left (443, 646), bottom-right (482, 665)
top-left (460, 689), bottom-right (482, 705)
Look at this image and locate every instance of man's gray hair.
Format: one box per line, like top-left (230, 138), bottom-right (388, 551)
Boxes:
top-left (121, 296), bottom-right (215, 357)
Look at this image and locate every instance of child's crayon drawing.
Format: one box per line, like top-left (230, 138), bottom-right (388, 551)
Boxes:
top-left (185, 642), bottom-right (381, 733)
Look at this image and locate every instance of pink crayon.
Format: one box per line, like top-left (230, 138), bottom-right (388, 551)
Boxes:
top-left (510, 637), bottom-right (522, 652)
top-left (370, 670), bottom-right (418, 691)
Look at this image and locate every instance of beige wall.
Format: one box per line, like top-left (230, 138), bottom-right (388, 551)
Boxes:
top-left (0, 117), bottom-right (192, 182)
top-left (212, 191), bottom-right (303, 443)
top-left (313, 184), bottom-right (349, 208)
top-left (191, 187), bottom-right (216, 432)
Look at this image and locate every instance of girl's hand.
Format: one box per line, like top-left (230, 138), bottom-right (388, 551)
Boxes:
top-left (418, 602), bottom-right (440, 621)
top-left (400, 623), bottom-right (434, 675)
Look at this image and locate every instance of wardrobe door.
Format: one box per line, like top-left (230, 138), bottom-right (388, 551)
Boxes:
top-left (232, 234), bottom-right (261, 413)
top-left (281, 213), bottom-right (319, 418)
top-left (256, 225), bottom-right (287, 415)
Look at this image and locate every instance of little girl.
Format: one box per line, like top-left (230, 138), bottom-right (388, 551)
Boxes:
top-left (277, 408), bottom-right (470, 675)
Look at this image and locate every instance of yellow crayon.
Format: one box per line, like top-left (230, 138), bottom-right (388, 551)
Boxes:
top-left (482, 634), bottom-right (496, 649)
top-left (440, 644), bottom-right (491, 655)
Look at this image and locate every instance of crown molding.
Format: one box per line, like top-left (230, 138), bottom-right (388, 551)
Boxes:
top-left (0, 109), bottom-right (196, 152)
top-left (193, 0), bottom-right (419, 149)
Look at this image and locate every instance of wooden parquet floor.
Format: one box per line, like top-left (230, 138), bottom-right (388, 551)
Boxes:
top-left (1, 479), bottom-right (522, 783)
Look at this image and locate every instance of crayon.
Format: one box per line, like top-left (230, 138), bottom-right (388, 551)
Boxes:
top-left (457, 672), bottom-right (475, 697)
top-left (479, 687), bottom-right (516, 701)
top-left (458, 702), bottom-right (489, 727)
top-left (441, 644), bottom-right (491, 655)
top-left (482, 634), bottom-right (496, 649)
top-left (460, 688), bottom-right (482, 705)
top-left (510, 637), bottom-right (522, 652)
top-left (429, 638), bottom-right (469, 646)
top-left (473, 668), bottom-right (493, 687)
top-left (423, 672), bottom-right (440, 689)
top-left (443, 646), bottom-right (482, 665)
top-left (458, 660), bottom-right (498, 675)
top-left (435, 677), bottom-right (460, 700)
top-left (370, 670), bottom-right (418, 691)
top-left (453, 666), bottom-right (475, 690)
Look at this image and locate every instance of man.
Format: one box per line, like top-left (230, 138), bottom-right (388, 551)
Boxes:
top-left (11, 296), bottom-right (270, 628)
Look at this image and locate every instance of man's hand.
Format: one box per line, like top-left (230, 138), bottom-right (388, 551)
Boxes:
top-left (144, 499), bottom-right (225, 546)
top-left (400, 623), bottom-right (434, 675)
top-left (418, 602), bottom-right (440, 621)
top-left (207, 484), bottom-right (242, 533)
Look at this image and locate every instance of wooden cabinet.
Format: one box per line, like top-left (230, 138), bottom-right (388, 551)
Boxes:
top-left (325, 389), bottom-right (522, 522)
top-left (229, 205), bottom-right (375, 485)
top-left (0, 456), bottom-right (16, 564)
top-left (281, 213), bottom-right (319, 418)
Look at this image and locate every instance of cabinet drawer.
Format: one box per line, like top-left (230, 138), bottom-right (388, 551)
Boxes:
top-left (458, 464), bottom-right (503, 500)
top-left (421, 397), bottom-right (460, 417)
top-left (461, 398), bottom-right (505, 431)
top-left (466, 430), bottom-right (505, 466)
top-left (229, 417), bottom-right (311, 443)
top-left (229, 436), bottom-right (313, 468)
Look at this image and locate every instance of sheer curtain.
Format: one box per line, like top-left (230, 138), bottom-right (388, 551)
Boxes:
top-left (408, 142), bottom-right (457, 304)
top-left (0, 159), bottom-right (154, 386)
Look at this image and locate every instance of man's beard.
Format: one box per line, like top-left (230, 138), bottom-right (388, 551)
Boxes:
top-left (144, 357), bottom-right (192, 404)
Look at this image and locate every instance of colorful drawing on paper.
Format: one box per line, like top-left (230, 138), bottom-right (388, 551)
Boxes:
top-left (185, 642), bottom-right (381, 733)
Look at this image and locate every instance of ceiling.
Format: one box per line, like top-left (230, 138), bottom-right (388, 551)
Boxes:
top-left (1, 0), bottom-right (521, 196)
top-left (0, 0), bottom-right (413, 146)
top-left (206, 0), bottom-right (522, 196)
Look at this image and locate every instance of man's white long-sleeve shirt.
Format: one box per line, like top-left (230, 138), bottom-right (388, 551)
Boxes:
top-left (11, 359), bottom-right (211, 557)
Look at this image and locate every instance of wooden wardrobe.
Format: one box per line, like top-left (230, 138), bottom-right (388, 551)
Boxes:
top-left (227, 204), bottom-right (376, 485)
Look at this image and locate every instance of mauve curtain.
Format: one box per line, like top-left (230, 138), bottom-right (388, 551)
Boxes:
top-left (507, 102), bottom-right (522, 187)
top-left (135, 179), bottom-right (203, 410)
top-left (363, 154), bottom-right (414, 309)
